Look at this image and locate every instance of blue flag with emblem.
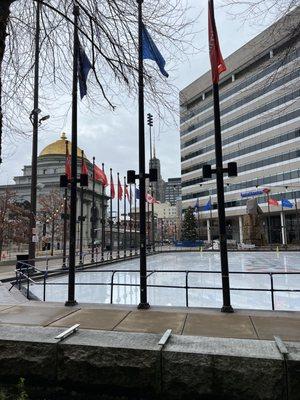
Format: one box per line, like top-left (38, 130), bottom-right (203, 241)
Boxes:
top-left (142, 24), bottom-right (169, 78)
top-left (78, 39), bottom-right (92, 99)
top-left (204, 199), bottom-right (212, 211)
top-left (281, 198), bottom-right (293, 208)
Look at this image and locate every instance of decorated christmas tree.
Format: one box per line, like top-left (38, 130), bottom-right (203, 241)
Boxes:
top-left (181, 206), bottom-right (197, 241)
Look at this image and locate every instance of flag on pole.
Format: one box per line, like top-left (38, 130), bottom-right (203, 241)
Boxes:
top-left (194, 198), bottom-right (200, 211)
top-left (125, 185), bottom-right (130, 203)
top-left (282, 198), bottom-right (293, 208)
top-left (65, 144), bottom-right (71, 180)
top-left (118, 177), bottom-right (123, 200)
top-left (268, 197), bottom-right (279, 206)
top-left (94, 164), bottom-right (108, 187)
top-left (146, 193), bottom-right (160, 204)
top-left (204, 199), bottom-right (212, 211)
top-left (110, 174), bottom-right (115, 199)
top-left (81, 158), bottom-right (88, 175)
top-left (78, 39), bottom-right (92, 99)
top-left (135, 187), bottom-right (140, 200)
top-left (142, 24), bottom-right (169, 78)
top-left (208, 0), bottom-right (226, 84)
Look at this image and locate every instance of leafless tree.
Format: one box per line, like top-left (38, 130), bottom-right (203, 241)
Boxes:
top-left (0, 188), bottom-right (30, 259)
top-left (38, 188), bottom-right (65, 255)
top-left (0, 0), bottom-right (196, 160)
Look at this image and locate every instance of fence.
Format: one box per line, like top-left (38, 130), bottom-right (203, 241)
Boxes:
top-left (11, 265), bottom-right (300, 311)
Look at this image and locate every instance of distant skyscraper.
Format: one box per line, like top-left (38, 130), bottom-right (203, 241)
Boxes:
top-left (147, 149), bottom-right (165, 202)
top-left (164, 178), bottom-right (181, 206)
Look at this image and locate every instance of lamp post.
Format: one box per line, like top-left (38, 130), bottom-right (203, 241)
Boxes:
top-left (28, 0), bottom-right (41, 264)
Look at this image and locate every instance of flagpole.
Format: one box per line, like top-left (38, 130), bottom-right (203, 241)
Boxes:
top-left (129, 184), bottom-right (133, 257)
top-left (66, 4), bottom-right (79, 306)
top-left (79, 150), bottom-right (84, 266)
top-left (117, 172), bottom-right (120, 259)
top-left (197, 202), bottom-right (200, 243)
top-left (134, 183), bottom-right (138, 256)
top-left (209, 195), bottom-right (213, 248)
top-left (137, 0), bottom-right (149, 308)
top-left (147, 198), bottom-right (150, 250)
top-left (28, 0), bottom-right (41, 264)
top-left (101, 163), bottom-right (105, 262)
top-left (294, 191), bottom-right (300, 244)
top-left (124, 177), bottom-right (127, 258)
top-left (91, 157), bottom-right (96, 263)
top-left (212, 82), bottom-right (232, 313)
top-left (62, 140), bottom-right (69, 269)
top-left (110, 168), bottom-right (113, 260)
top-left (280, 192), bottom-right (287, 248)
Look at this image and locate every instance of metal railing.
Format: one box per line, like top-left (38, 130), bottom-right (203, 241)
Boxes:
top-left (12, 267), bottom-right (300, 311)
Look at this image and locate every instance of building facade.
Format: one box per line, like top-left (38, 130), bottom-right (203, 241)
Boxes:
top-left (180, 8), bottom-right (300, 245)
top-left (164, 177), bottom-right (181, 206)
top-left (0, 133), bottom-right (108, 251)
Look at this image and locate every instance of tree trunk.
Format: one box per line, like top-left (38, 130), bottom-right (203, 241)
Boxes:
top-left (0, 0), bottom-right (15, 161)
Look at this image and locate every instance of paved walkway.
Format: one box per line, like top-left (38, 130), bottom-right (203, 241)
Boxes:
top-left (0, 301), bottom-right (299, 341)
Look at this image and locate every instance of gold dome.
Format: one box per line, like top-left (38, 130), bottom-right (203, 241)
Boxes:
top-left (39, 132), bottom-right (86, 158)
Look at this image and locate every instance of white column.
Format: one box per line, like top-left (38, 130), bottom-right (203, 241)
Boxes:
top-left (207, 219), bottom-right (211, 243)
top-left (280, 211), bottom-right (286, 245)
top-left (239, 216), bottom-right (243, 244)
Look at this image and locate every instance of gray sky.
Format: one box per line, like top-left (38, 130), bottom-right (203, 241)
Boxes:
top-left (0, 1), bottom-right (264, 186)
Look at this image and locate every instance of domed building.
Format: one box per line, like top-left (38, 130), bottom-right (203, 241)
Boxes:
top-left (0, 133), bottom-right (108, 251)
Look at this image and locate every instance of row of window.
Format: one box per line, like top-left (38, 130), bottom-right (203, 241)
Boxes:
top-left (182, 88), bottom-right (300, 149)
top-left (182, 151), bottom-right (300, 201)
top-left (181, 46), bottom-right (300, 124)
top-left (184, 169), bottom-right (300, 201)
top-left (181, 68), bottom-right (300, 142)
top-left (181, 128), bottom-right (300, 185)
top-left (181, 109), bottom-right (300, 175)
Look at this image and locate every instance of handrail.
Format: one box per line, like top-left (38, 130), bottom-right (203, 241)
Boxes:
top-left (18, 267), bottom-right (300, 311)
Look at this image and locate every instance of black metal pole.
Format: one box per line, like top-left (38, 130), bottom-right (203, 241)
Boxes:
top-left (137, 0), bottom-right (149, 309)
top-left (197, 206), bottom-right (200, 243)
top-left (129, 184), bottom-right (133, 257)
top-left (62, 142), bottom-right (68, 269)
top-left (212, 82), bottom-right (233, 313)
top-left (66, 4), bottom-right (79, 306)
top-left (101, 163), bottom-right (105, 262)
top-left (51, 218), bottom-right (54, 256)
top-left (110, 168), bottom-right (113, 260)
top-left (124, 177), bottom-right (127, 258)
top-left (28, 0), bottom-right (41, 264)
top-left (79, 150), bottom-right (84, 266)
top-left (267, 193), bottom-right (272, 247)
top-left (91, 157), bottom-right (95, 263)
top-left (117, 173), bottom-right (120, 259)
top-left (147, 199), bottom-right (150, 250)
top-left (134, 183), bottom-right (138, 256)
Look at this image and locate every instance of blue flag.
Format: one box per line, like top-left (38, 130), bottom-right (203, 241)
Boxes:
top-left (204, 199), bottom-right (212, 211)
top-left (142, 24), bottom-right (169, 78)
top-left (135, 187), bottom-right (140, 200)
top-left (78, 40), bottom-right (92, 99)
top-left (194, 198), bottom-right (200, 211)
top-left (282, 198), bottom-right (293, 208)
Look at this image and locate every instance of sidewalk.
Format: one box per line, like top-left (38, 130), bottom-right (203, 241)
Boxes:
top-left (0, 301), bottom-right (299, 341)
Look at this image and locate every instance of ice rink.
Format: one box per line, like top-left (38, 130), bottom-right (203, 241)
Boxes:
top-left (30, 251), bottom-right (300, 311)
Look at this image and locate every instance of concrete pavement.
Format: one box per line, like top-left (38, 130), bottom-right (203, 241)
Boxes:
top-left (0, 301), bottom-right (299, 341)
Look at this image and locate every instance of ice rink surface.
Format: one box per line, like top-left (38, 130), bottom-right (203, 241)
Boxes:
top-left (31, 251), bottom-right (300, 311)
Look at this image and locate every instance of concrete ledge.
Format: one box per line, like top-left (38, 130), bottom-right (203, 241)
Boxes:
top-left (0, 325), bottom-right (299, 399)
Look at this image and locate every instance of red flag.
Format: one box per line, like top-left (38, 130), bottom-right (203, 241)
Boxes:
top-left (208, 0), bottom-right (226, 84)
top-left (94, 164), bottom-right (108, 187)
top-left (118, 178), bottom-right (123, 200)
top-left (268, 197), bottom-right (279, 206)
top-left (110, 175), bottom-right (115, 199)
top-left (125, 185), bottom-right (130, 203)
top-left (146, 193), bottom-right (160, 204)
top-left (65, 145), bottom-right (71, 180)
top-left (81, 159), bottom-right (88, 175)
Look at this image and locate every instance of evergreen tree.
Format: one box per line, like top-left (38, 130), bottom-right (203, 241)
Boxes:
top-left (181, 207), bottom-right (197, 241)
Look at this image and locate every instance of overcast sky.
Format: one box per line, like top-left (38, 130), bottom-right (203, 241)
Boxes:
top-left (0, 1), bottom-right (265, 186)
